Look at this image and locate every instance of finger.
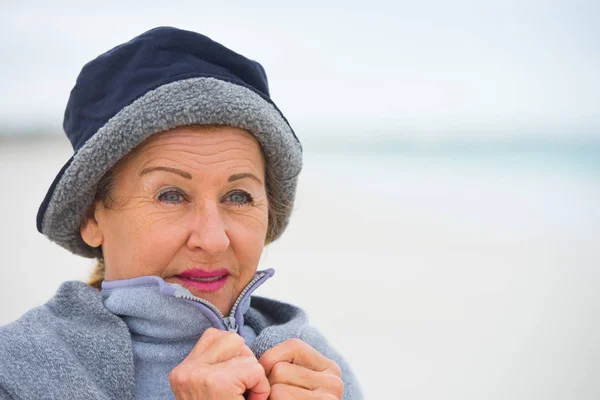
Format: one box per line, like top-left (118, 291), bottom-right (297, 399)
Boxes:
top-left (246, 375), bottom-right (271, 400)
top-left (222, 357), bottom-right (270, 400)
top-left (185, 330), bottom-right (252, 365)
top-left (187, 327), bottom-right (229, 357)
top-left (268, 361), bottom-right (317, 389)
top-left (170, 355), bottom-right (268, 400)
top-left (198, 332), bottom-right (254, 364)
top-left (270, 383), bottom-right (328, 400)
top-left (245, 368), bottom-right (270, 400)
top-left (267, 361), bottom-right (343, 396)
top-left (260, 339), bottom-right (341, 377)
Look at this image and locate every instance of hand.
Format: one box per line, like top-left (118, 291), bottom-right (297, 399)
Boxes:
top-left (169, 328), bottom-right (270, 400)
top-left (259, 338), bottom-right (344, 399)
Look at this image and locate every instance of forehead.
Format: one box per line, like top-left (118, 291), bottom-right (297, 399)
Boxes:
top-left (122, 125), bottom-right (265, 172)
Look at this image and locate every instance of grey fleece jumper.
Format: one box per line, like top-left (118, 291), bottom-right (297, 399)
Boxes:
top-left (100, 271), bottom-right (271, 399)
top-left (0, 281), bottom-right (362, 400)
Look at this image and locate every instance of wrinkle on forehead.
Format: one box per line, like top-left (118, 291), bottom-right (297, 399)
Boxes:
top-left (117, 126), bottom-right (266, 178)
top-left (140, 126), bottom-right (261, 154)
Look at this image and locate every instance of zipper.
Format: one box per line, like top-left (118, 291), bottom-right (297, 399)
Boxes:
top-left (173, 271), bottom-right (268, 333)
top-left (230, 272), bottom-right (266, 318)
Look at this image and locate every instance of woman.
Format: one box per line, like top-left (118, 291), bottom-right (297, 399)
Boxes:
top-left (0, 27), bottom-right (362, 399)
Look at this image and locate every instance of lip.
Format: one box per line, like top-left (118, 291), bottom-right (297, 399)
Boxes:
top-left (175, 268), bottom-right (230, 293)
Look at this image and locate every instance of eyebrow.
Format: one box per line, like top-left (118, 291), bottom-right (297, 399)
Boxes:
top-left (228, 173), bottom-right (263, 186)
top-left (140, 167), bottom-right (262, 185)
top-left (140, 166), bottom-right (192, 179)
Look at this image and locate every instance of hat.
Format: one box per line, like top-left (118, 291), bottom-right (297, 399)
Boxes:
top-left (36, 26), bottom-right (303, 257)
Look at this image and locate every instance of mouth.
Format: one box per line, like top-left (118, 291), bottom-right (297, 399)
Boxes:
top-left (174, 268), bottom-right (230, 293)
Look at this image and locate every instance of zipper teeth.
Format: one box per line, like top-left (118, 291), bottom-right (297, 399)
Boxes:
top-left (176, 294), bottom-right (225, 319)
top-left (174, 271), bottom-right (266, 320)
top-left (230, 272), bottom-right (266, 316)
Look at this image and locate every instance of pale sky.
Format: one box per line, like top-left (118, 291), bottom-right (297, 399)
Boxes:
top-left (0, 0), bottom-right (598, 139)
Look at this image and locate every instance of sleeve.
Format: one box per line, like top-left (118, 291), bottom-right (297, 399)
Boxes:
top-left (0, 385), bottom-right (14, 400)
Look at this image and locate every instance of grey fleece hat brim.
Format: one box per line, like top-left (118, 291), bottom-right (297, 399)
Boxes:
top-left (41, 77), bottom-right (302, 257)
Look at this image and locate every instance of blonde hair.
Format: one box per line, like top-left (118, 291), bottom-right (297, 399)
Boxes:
top-left (87, 125), bottom-right (292, 289)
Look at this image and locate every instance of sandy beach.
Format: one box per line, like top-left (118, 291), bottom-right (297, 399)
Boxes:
top-left (1, 137), bottom-right (599, 399)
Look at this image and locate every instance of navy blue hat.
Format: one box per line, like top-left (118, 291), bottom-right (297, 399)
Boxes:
top-left (37, 26), bottom-right (302, 257)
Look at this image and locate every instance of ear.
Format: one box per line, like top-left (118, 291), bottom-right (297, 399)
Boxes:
top-left (80, 202), bottom-right (104, 248)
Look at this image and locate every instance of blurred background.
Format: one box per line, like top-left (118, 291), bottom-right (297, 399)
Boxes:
top-left (1, 0), bottom-right (599, 398)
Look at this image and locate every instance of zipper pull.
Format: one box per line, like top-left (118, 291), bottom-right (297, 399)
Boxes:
top-left (223, 316), bottom-right (239, 333)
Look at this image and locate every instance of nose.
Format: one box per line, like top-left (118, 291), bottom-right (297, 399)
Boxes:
top-left (186, 202), bottom-right (230, 255)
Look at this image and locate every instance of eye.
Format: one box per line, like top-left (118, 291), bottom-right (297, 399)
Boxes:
top-left (157, 189), bottom-right (185, 204)
top-left (225, 190), bottom-right (253, 206)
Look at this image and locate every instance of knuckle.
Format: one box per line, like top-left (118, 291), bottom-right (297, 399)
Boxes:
top-left (203, 327), bottom-right (221, 338)
top-left (251, 360), bottom-right (266, 376)
top-left (242, 345), bottom-right (255, 357)
top-left (226, 332), bottom-right (246, 346)
top-left (329, 360), bottom-right (343, 377)
top-left (286, 338), bottom-right (305, 349)
top-left (270, 361), bottom-right (286, 381)
top-left (169, 367), bottom-right (193, 388)
top-left (258, 350), bottom-right (274, 366)
top-left (168, 369), bottom-right (182, 387)
top-left (325, 375), bottom-right (345, 398)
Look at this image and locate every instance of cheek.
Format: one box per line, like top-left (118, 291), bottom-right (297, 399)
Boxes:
top-left (227, 210), bottom-right (268, 268)
top-left (102, 208), bottom-right (188, 279)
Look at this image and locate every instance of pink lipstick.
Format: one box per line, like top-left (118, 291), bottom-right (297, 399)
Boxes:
top-left (175, 268), bottom-right (230, 292)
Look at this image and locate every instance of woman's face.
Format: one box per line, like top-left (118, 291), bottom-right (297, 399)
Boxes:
top-left (80, 125), bottom-right (269, 315)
